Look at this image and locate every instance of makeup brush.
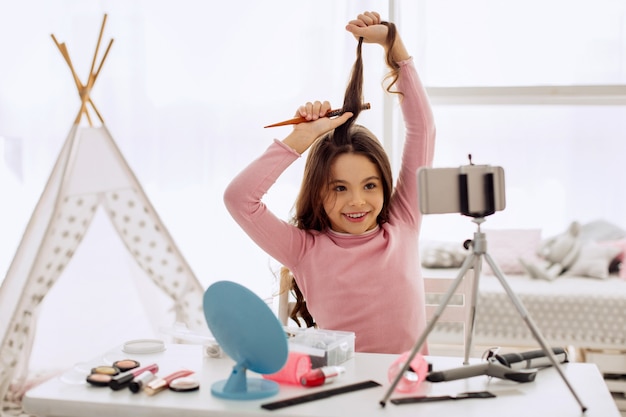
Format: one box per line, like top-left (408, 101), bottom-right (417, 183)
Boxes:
top-left (264, 103), bottom-right (371, 128)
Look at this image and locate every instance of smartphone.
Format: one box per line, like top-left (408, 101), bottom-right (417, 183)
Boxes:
top-left (417, 165), bottom-right (506, 216)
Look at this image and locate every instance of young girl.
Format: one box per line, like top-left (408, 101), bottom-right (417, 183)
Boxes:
top-left (224, 11), bottom-right (435, 354)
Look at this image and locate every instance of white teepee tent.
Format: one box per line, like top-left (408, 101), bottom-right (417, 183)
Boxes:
top-left (0, 15), bottom-right (206, 413)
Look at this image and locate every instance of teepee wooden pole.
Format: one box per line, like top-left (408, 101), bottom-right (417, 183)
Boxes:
top-left (87, 37), bottom-right (114, 125)
top-left (87, 14), bottom-right (107, 88)
top-left (50, 35), bottom-right (83, 93)
top-left (93, 38), bottom-right (113, 81)
top-left (51, 14), bottom-right (112, 126)
top-left (75, 14), bottom-right (108, 126)
top-left (51, 35), bottom-right (90, 125)
top-left (88, 98), bottom-right (104, 125)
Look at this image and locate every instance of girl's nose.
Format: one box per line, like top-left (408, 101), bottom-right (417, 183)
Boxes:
top-left (349, 191), bottom-right (365, 206)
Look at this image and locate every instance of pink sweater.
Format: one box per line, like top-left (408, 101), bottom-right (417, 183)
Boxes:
top-left (224, 59), bottom-right (435, 353)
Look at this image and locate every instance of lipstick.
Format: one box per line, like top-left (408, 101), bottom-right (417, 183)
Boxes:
top-left (109, 363), bottom-right (159, 391)
top-left (300, 366), bottom-right (345, 387)
top-left (144, 370), bottom-right (195, 396)
top-left (129, 370), bottom-right (157, 393)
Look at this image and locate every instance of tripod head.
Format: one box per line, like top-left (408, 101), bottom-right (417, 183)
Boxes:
top-left (417, 156), bottom-right (506, 218)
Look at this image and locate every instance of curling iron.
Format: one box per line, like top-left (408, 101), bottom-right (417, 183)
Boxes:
top-left (427, 347), bottom-right (569, 383)
top-left (493, 347), bottom-right (568, 370)
top-left (427, 360), bottom-right (537, 383)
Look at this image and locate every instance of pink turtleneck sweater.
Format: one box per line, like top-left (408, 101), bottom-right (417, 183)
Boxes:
top-left (224, 58), bottom-right (435, 354)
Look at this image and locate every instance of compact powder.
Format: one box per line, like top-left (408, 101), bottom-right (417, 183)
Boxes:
top-left (169, 376), bottom-right (200, 392)
top-left (86, 373), bottom-right (113, 387)
top-left (113, 359), bottom-right (140, 372)
top-left (91, 365), bottom-right (119, 376)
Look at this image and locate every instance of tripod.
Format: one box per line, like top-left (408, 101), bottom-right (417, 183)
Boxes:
top-left (380, 216), bottom-right (587, 412)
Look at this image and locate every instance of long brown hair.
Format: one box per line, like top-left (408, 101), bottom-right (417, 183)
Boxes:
top-left (284, 21), bottom-right (400, 327)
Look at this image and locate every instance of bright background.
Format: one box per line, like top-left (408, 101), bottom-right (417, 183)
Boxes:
top-left (1, 0), bottom-right (625, 370)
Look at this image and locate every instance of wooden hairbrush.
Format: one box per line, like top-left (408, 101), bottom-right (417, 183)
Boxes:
top-left (264, 103), bottom-right (371, 128)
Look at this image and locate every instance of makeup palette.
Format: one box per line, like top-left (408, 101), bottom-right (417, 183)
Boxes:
top-left (86, 360), bottom-right (142, 388)
top-left (90, 365), bottom-right (119, 376)
top-left (81, 344), bottom-right (200, 394)
top-left (112, 359), bottom-right (140, 372)
top-left (86, 372), bottom-right (115, 387)
top-left (86, 365), bottom-right (119, 387)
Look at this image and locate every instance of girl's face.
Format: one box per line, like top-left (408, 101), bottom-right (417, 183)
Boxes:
top-left (322, 153), bottom-right (384, 234)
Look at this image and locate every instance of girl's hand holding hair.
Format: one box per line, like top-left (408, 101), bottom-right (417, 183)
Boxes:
top-left (282, 100), bottom-right (352, 155)
top-left (345, 11), bottom-right (387, 45)
top-left (345, 11), bottom-right (410, 63)
top-left (283, 11), bottom-right (403, 155)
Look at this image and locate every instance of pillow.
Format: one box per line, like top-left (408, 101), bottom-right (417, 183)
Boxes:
top-left (579, 219), bottom-right (626, 243)
top-left (482, 229), bottom-right (542, 275)
top-left (421, 241), bottom-right (469, 268)
top-left (563, 242), bottom-right (621, 279)
top-left (598, 239), bottom-right (626, 279)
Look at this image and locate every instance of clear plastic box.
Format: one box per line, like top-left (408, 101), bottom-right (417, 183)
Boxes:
top-left (285, 327), bottom-right (355, 368)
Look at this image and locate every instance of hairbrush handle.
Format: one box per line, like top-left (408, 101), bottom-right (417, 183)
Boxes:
top-left (264, 103), bottom-right (370, 128)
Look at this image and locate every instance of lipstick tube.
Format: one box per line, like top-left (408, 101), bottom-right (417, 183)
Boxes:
top-left (109, 363), bottom-right (159, 391)
top-left (144, 369), bottom-right (195, 396)
top-left (300, 366), bottom-right (345, 387)
top-left (129, 370), bottom-right (157, 393)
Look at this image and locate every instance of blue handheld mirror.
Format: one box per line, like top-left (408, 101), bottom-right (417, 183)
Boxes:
top-left (203, 280), bottom-right (288, 400)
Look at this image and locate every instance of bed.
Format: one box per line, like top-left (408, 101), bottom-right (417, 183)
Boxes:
top-left (423, 267), bottom-right (626, 351)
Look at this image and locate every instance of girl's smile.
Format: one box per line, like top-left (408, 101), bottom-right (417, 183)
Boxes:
top-left (345, 211), bottom-right (368, 219)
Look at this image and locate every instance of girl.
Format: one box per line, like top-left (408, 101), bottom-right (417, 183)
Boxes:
top-left (224, 11), bottom-right (435, 354)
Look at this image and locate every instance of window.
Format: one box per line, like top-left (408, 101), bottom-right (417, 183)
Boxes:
top-left (391, 0), bottom-right (626, 240)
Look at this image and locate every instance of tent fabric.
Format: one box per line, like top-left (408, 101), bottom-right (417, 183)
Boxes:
top-left (0, 125), bottom-right (206, 415)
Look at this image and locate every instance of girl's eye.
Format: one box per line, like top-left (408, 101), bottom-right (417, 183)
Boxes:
top-left (334, 185), bottom-right (347, 192)
top-left (364, 183), bottom-right (376, 190)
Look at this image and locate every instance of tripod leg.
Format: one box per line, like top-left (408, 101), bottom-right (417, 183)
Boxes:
top-left (463, 267), bottom-right (478, 365)
top-left (379, 252), bottom-right (476, 407)
top-left (484, 252), bottom-right (587, 413)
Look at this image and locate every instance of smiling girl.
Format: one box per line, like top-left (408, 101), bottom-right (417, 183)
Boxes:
top-left (223, 11), bottom-right (435, 354)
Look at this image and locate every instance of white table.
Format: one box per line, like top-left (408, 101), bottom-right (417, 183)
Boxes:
top-left (23, 343), bottom-right (620, 417)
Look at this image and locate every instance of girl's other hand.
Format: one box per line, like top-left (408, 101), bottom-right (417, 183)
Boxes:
top-left (345, 11), bottom-right (388, 45)
top-left (296, 100), bottom-right (332, 123)
top-left (283, 101), bottom-right (353, 154)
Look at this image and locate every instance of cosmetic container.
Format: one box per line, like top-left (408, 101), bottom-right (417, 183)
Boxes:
top-left (300, 366), bottom-right (345, 387)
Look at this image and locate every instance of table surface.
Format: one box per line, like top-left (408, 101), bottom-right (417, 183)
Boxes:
top-left (23, 343), bottom-right (620, 417)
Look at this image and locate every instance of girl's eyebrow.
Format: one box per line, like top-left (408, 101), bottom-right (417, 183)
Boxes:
top-left (329, 176), bottom-right (381, 184)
